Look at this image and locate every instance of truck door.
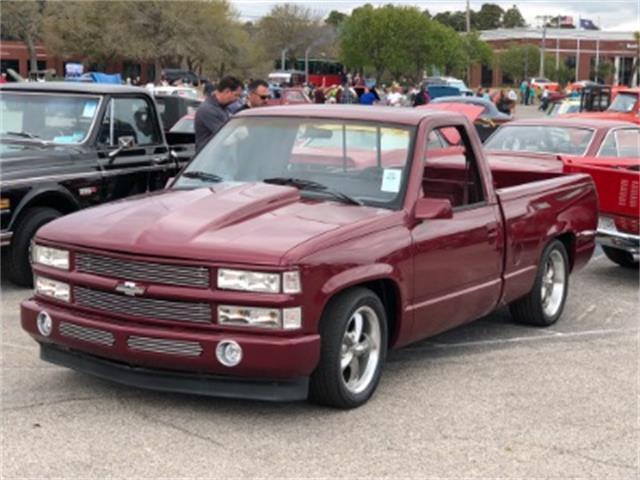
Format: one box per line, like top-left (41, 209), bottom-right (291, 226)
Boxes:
top-left (95, 95), bottom-right (173, 202)
top-left (410, 124), bottom-right (503, 339)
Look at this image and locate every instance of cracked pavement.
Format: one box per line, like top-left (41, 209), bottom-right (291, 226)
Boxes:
top-left (1, 252), bottom-right (638, 479)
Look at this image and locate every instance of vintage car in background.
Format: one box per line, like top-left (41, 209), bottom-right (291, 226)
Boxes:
top-left (424, 96), bottom-right (512, 141)
top-left (564, 157), bottom-right (638, 268)
top-left (547, 98), bottom-right (581, 117)
top-left (153, 94), bottom-right (201, 131)
top-left (563, 87), bottom-right (640, 125)
top-left (0, 82), bottom-right (194, 286)
top-left (530, 77), bottom-right (560, 92)
top-left (22, 105), bottom-right (597, 408)
top-left (485, 118), bottom-right (639, 268)
top-left (267, 87), bottom-right (311, 106)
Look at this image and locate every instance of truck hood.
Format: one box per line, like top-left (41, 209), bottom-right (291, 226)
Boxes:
top-left (37, 183), bottom-right (394, 265)
top-left (0, 141), bottom-right (79, 182)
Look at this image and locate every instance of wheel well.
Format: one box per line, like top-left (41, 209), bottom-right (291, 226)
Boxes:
top-left (13, 192), bottom-right (77, 228)
top-left (554, 232), bottom-right (576, 271)
top-left (359, 279), bottom-right (402, 348)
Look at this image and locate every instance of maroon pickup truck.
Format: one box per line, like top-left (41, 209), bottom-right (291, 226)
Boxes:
top-left (22, 106), bottom-right (598, 409)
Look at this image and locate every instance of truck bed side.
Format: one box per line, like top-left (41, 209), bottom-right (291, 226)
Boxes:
top-left (496, 173), bottom-right (597, 305)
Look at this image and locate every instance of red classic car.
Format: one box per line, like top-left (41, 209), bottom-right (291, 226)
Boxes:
top-left (22, 106), bottom-right (597, 408)
top-left (485, 118), bottom-right (639, 268)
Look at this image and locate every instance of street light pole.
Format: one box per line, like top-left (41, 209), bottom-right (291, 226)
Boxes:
top-left (536, 15), bottom-right (551, 78)
top-left (281, 48), bottom-right (289, 71)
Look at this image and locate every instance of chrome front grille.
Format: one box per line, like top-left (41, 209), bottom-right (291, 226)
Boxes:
top-left (59, 321), bottom-right (115, 346)
top-left (75, 252), bottom-right (210, 288)
top-left (127, 336), bottom-right (203, 357)
top-left (74, 287), bottom-right (212, 324)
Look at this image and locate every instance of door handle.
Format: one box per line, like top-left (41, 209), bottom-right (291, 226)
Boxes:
top-left (486, 223), bottom-right (499, 240)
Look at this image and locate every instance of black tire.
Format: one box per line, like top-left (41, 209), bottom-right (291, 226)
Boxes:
top-left (602, 246), bottom-right (638, 269)
top-left (509, 240), bottom-right (569, 327)
top-left (309, 287), bottom-right (388, 409)
top-left (5, 207), bottom-right (63, 287)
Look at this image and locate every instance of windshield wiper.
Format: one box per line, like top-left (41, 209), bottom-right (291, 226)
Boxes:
top-left (2, 131), bottom-right (48, 144)
top-left (181, 171), bottom-right (224, 183)
top-left (263, 177), bottom-right (363, 206)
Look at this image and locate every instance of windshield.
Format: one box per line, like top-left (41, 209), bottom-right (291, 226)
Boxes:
top-left (607, 93), bottom-right (637, 113)
top-left (485, 125), bottom-right (594, 156)
top-left (0, 92), bottom-right (101, 143)
top-left (174, 117), bottom-right (415, 208)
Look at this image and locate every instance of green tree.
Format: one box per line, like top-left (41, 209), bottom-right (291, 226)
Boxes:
top-left (591, 60), bottom-right (615, 83)
top-left (497, 44), bottom-right (540, 82)
top-left (502, 5), bottom-right (526, 28)
top-left (325, 10), bottom-right (346, 27)
top-left (433, 11), bottom-right (468, 32)
top-left (476, 3), bottom-right (504, 30)
top-left (1, 0), bottom-right (46, 72)
top-left (256, 4), bottom-right (320, 69)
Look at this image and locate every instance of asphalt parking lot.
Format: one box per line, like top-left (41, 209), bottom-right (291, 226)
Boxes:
top-left (1, 250), bottom-right (638, 479)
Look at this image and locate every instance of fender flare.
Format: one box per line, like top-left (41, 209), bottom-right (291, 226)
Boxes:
top-left (9, 184), bottom-right (80, 231)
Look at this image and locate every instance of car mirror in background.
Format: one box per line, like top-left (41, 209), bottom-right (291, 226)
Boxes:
top-left (414, 197), bottom-right (453, 220)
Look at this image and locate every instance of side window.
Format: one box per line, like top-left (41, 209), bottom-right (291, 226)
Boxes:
top-left (97, 97), bottom-right (161, 147)
top-left (614, 129), bottom-right (640, 157)
top-left (423, 125), bottom-right (485, 208)
top-left (285, 91), bottom-right (305, 102)
top-left (598, 129), bottom-right (640, 158)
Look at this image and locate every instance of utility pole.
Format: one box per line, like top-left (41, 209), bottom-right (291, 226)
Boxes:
top-left (535, 16), bottom-right (551, 78)
top-left (466, 0), bottom-right (471, 85)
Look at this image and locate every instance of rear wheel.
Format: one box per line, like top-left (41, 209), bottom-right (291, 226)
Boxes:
top-left (309, 287), bottom-right (388, 409)
top-left (602, 246), bottom-right (638, 269)
top-left (5, 207), bottom-right (63, 287)
top-left (510, 240), bottom-right (569, 327)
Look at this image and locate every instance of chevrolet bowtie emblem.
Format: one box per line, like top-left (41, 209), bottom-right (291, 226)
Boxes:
top-left (115, 281), bottom-right (146, 297)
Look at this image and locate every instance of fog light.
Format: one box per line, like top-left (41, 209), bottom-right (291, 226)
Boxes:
top-left (216, 340), bottom-right (243, 367)
top-left (36, 311), bottom-right (53, 337)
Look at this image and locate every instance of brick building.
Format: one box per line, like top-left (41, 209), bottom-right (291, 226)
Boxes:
top-left (471, 28), bottom-right (639, 88)
top-left (0, 40), bottom-right (155, 83)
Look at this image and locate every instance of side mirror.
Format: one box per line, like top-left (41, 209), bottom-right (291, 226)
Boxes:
top-left (107, 136), bottom-right (136, 163)
top-left (414, 197), bottom-right (453, 220)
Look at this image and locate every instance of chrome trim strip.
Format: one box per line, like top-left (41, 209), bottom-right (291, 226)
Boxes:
top-left (59, 321), bottom-right (115, 347)
top-left (0, 231), bottom-right (13, 247)
top-left (597, 229), bottom-right (640, 253)
top-left (0, 164), bottom-right (170, 188)
top-left (127, 336), bottom-right (203, 357)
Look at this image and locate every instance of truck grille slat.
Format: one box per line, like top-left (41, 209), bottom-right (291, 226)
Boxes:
top-left (59, 322), bottom-right (115, 346)
top-left (127, 336), bottom-right (203, 357)
top-left (74, 287), bottom-right (212, 324)
top-left (75, 253), bottom-right (209, 288)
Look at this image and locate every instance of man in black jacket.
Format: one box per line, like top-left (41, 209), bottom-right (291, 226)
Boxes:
top-left (194, 76), bottom-right (242, 152)
top-left (229, 79), bottom-right (270, 114)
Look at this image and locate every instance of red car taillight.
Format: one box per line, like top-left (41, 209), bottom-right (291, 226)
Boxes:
top-left (614, 216), bottom-right (640, 235)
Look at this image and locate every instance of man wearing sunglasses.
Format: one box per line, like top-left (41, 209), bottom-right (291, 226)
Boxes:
top-left (230, 79), bottom-right (270, 114)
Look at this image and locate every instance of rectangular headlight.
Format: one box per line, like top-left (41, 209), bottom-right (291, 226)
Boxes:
top-left (35, 275), bottom-right (70, 302)
top-left (218, 305), bottom-right (281, 328)
top-left (218, 269), bottom-right (280, 293)
top-left (32, 245), bottom-right (70, 270)
top-left (217, 305), bottom-right (302, 330)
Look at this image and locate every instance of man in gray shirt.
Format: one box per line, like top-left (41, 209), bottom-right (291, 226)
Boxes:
top-left (194, 76), bottom-right (243, 152)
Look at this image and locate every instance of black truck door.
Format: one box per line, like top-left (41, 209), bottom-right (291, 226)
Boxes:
top-left (95, 95), bottom-right (174, 202)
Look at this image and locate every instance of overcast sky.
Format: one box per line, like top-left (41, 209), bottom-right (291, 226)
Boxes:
top-left (230, 0), bottom-right (640, 31)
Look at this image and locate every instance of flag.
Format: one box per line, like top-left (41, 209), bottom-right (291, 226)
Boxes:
top-left (579, 18), bottom-right (599, 30)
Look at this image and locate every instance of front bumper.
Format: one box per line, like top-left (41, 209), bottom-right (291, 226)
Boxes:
top-left (597, 229), bottom-right (640, 256)
top-left (40, 343), bottom-right (309, 401)
top-left (22, 299), bottom-right (320, 400)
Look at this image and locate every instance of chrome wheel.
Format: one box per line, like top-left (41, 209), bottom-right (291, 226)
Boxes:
top-left (541, 249), bottom-right (566, 318)
top-left (340, 306), bottom-right (381, 395)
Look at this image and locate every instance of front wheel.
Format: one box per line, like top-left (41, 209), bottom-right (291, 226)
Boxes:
top-left (309, 287), bottom-right (388, 409)
top-left (602, 246), bottom-right (638, 269)
top-left (510, 240), bottom-right (569, 327)
top-left (5, 207), bottom-right (63, 287)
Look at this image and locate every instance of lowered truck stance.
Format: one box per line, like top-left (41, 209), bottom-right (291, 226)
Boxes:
top-left (22, 106), bottom-right (598, 409)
